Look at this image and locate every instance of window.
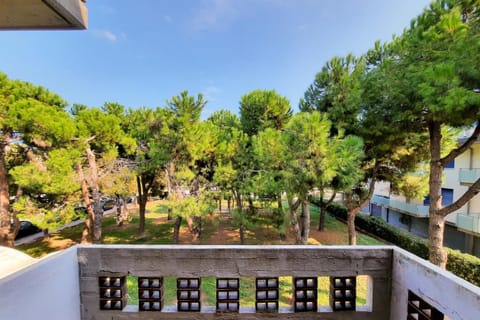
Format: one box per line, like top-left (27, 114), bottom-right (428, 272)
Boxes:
top-left (444, 160), bottom-right (455, 169)
top-left (423, 189), bottom-right (453, 206)
top-left (441, 188), bottom-right (453, 206)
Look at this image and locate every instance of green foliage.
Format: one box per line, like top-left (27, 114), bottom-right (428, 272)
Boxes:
top-left (75, 107), bottom-right (131, 154)
top-left (167, 90), bottom-right (206, 132)
top-left (207, 109), bottom-right (241, 130)
top-left (240, 89), bottom-right (292, 136)
top-left (326, 202), bottom-right (480, 286)
top-left (230, 208), bottom-right (256, 230)
top-left (385, 0), bottom-right (480, 129)
top-left (279, 112), bottom-right (364, 200)
top-left (99, 166), bottom-right (137, 198)
top-left (14, 196), bottom-right (80, 231)
top-left (10, 147), bottom-right (80, 200)
top-left (169, 191), bottom-right (217, 219)
top-left (300, 54), bottom-right (364, 132)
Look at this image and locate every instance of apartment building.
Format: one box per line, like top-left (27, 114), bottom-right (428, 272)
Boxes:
top-left (370, 134), bottom-right (480, 257)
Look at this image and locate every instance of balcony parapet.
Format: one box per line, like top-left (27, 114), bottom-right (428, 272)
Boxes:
top-left (371, 195), bottom-right (429, 217)
top-left (459, 168), bottom-right (480, 185)
top-left (79, 245), bottom-right (392, 319)
top-left (1, 245), bottom-right (480, 320)
top-left (456, 213), bottom-right (480, 235)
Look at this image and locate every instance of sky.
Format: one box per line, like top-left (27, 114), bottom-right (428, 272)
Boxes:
top-left (0, 0), bottom-right (432, 118)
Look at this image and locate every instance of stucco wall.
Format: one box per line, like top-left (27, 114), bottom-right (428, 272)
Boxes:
top-left (0, 246), bottom-right (80, 320)
top-left (390, 247), bottom-right (480, 320)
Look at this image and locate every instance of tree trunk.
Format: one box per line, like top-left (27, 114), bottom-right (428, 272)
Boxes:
top-left (347, 210), bottom-right (357, 245)
top-left (235, 192), bottom-right (242, 209)
top-left (248, 195), bottom-right (254, 214)
top-left (318, 189), bottom-right (325, 231)
top-left (86, 147), bottom-right (102, 244)
top-left (233, 192), bottom-right (246, 244)
top-left (137, 176), bottom-right (146, 235)
top-left (173, 216), bottom-right (182, 244)
top-left (343, 164), bottom-right (378, 246)
top-left (165, 167), bottom-right (173, 220)
top-left (319, 204), bottom-right (326, 232)
top-left (288, 198), bottom-right (302, 244)
top-left (300, 200), bottom-right (310, 244)
top-left (78, 164), bottom-right (94, 244)
top-left (277, 195), bottom-right (286, 240)
top-left (115, 195), bottom-right (127, 227)
top-left (0, 132), bottom-right (17, 247)
top-left (318, 190), bottom-right (336, 231)
top-left (428, 121), bottom-right (448, 268)
top-left (429, 212), bottom-right (447, 267)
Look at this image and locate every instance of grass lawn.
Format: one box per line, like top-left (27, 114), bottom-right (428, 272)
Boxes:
top-left (16, 200), bottom-right (383, 309)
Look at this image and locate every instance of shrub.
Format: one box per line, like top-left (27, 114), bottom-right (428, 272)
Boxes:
top-left (325, 202), bottom-right (480, 287)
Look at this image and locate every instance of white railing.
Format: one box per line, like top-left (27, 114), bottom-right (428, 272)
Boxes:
top-left (371, 195), bottom-right (429, 217)
top-left (459, 168), bottom-right (480, 184)
top-left (457, 213), bottom-right (480, 234)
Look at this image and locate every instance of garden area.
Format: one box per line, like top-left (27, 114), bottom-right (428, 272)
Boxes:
top-left (16, 200), bottom-right (384, 258)
top-left (16, 200), bottom-right (383, 307)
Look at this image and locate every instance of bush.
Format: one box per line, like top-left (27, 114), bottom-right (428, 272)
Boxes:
top-left (325, 202), bottom-right (480, 287)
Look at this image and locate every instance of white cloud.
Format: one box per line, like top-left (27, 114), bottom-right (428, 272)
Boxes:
top-left (191, 0), bottom-right (242, 31)
top-left (204, 85), bottom-right (221, 102)
top-left (92, 29), bottom-right (121, 43)
top-left (164, 15), bottom-right (173, 23)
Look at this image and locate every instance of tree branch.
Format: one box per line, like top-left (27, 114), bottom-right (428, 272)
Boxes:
top-left (441, 121), bottom-right (480, 166)
top-left (438, 177), bottom-right (480, 216)
top-left (363, 161), bottom-right (379, 205)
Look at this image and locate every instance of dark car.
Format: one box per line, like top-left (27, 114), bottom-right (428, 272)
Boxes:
top-left (15, 221), bottom-right (42, 240)
top-left (101, 199), bottom-right (115, 211)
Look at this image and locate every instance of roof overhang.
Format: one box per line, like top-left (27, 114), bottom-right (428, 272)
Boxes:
top-left (0, 0), bottom-right (88, 30)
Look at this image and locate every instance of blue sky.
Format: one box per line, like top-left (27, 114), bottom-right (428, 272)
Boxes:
top-left (0, 0), bottom-right (431, 118)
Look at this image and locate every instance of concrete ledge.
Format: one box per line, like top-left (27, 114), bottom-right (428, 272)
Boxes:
top-left (0, 0), bottom-right (88, 30)
top-left (78, 245), bottom-right (393, 320)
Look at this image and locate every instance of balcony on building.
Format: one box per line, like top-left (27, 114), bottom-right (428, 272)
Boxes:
top-left (459, 168), bottom-right (480, 185)
top-left (457, 213), bottom-right (480, 235)
top-left (371, 195), bottom-right (430, 218)
top-left (0, 0), bottom-right (88, 30)
top-left (1, 245), bottom-right (479, 320)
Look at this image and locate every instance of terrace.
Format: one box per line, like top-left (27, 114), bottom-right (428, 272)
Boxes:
top-left (1, 245), bottom-right (479, 320)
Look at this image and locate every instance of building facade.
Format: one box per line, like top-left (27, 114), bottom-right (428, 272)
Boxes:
top-left (370, 134), bottom-right (480, 257)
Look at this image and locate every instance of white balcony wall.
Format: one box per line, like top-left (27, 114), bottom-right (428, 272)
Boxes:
top-left (390, 247), bottom-right (480, 320)
top-left (0, 246), bottom-right (80, 320)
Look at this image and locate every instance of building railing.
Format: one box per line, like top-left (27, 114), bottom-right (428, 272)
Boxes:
top-left (371, 195), bottom-right (430, 217)
top-left (456, 213), bottom-right (480, 235)
top-left (1, 245), bottom-right (480, 320)
top-left (459, 168), bottom-right (480, 184)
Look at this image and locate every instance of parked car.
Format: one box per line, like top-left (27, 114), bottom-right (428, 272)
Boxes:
top-left (101, 199), bottom-right (115, 211)
top-left (15, 221), bottom-right (42, 240)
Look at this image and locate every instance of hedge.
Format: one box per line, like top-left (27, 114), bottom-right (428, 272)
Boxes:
top-left (320, 201), bottom-right (480, 287)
